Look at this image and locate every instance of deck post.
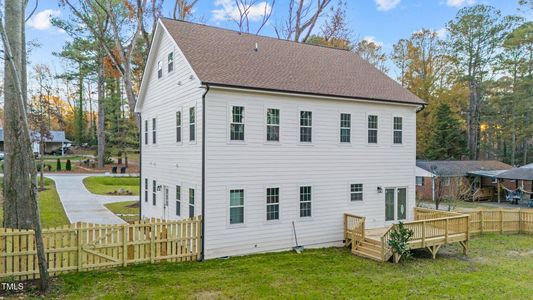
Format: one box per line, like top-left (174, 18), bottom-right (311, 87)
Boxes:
top-left (380, 236), bottom-right (385, 262)
top-left (421, 221), bottom-right (426, 248)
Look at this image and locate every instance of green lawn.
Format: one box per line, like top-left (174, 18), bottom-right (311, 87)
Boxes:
top-left (83, 176), bottom-right (140, 196)
top-left (104, 201), bottom-right (139, 223)
top-left (0, 177), bottom-right (69, 228)
top-left (31, 234), bottom-right (533, 299)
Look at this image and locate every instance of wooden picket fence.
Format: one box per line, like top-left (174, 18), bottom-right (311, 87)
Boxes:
top-left (457, 209), bottom-right (533, 236)
top-left (0, 217), bottom-right (201, 281)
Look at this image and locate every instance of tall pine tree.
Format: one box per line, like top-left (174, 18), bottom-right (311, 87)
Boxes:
top-left (426, 103), bottom-right (468, 160)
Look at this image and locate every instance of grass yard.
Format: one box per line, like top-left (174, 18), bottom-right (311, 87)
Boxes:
top-left (28, 234), bottom-right (533, 299)
top-left (104, 201), bottom-right (139, 223)
top-left (83, 176), bottom-right (140, 196)
top-left (0, 177), bottom-right (69, 228)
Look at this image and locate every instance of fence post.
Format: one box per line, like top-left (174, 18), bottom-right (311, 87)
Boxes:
top-left (480, 211), bottom-right (484, 235)
top-left (518, 210), bottom-right (522, 234)
top-left (123, 224), bottom-right (128, 267)
top-left (500, 209), bottom-right (504, 234)
top-left (445, 219), bottom-right (449, 244)
top-left (150, 223), bottom-right (155, 264)
top-left (77, 223), bottom-right (82, 271)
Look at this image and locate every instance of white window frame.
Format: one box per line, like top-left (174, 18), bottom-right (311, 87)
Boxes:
top-left (189, 106), bottom-right (196, 142)
top-left (157, 60), bottom-right (162, 78)
top-left (266, 108), bottom-right (280, 142)
top-left (266, 187), bottom-right (280, 221)
top-left (367, 114), bottom-right (378, 144)
top-left (144, 119), bottom-right (148, 145)
top-left (176, 110), bottom-right (182, 143)
top-left (350, 183), bottom-right (363, 201)
top-left (229, 105), bottom-right (245, 142)
top-left (189, 188), bottom-right (195, 218)
top-left (152, 180), bottom-right (157, 206)
top-left (175, 185), bottom-right (181, 216)
top-left (167, 52), bottom-right (174, 73)
top-left (393, 116), bottom-right (403, 145)
top-left (416, 177), bottom-right (424, 186)
top-left (340, 113), bottom-right (351, 143)
top-left (299, 111), bottom-right (312, 143)
top-left (299, 186), bottom-right (312, 218)
top-left (152, 118), bottom-right (157, 144)
top-left (229, 189), bottom-right (245, 226)
top-left (144, 178), bottom-right (148, 202)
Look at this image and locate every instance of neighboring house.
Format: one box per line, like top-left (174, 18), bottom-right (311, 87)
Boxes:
top-left (416, 160), bottom-right (513, 201)
top-left (0, 128), bottom-right (71, 155)
top-left (135, 18), bottom-right (425, 259)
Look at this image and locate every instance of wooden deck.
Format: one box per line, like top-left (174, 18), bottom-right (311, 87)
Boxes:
top-left (344, 208), bottom-right (470, 262)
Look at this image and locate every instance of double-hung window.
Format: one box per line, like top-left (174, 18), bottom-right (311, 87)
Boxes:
top-left (189, 107), bottom-right (196, 141)
top-left (157, 61), bottom-right (162, 78)
top-left (168, 52), bottom-right (174, 72)
top-left (144, 178), bottom-right (148, 202)
top-left (176, 185), bottom-right (181, 216)
top-left (152, 118), bottom-right (157, 144)
top-left (350, 184), bottom-right (363, 201)
top-left (230, 106), bottom-right (245, 141)
top-left (189, 188), bottom-right (195, 218)
top-left (266, 108), bottom-right (280, 142)
top-left (266, 188), bottom-right (279, 221)
top-left (300, 186), bottom-right (312, 217)
top-left (176, 111), bottom-right (182, 142)
top-left (340, 113), bottom-right (351, 143)
top-left (300, 111), bottom-right (312, 142)
top-left (144, 120), bottom-right (148, 145)
top-left (393, 117), bottom-right (403, 144)
top-left (152, 180), bottom-right (157, 205)
top-left (368, 115), bottom-right (378, 144)
top-left (230, 189), bottom-right (244, 224)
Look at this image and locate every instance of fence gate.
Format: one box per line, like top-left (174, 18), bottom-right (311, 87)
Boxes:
top-left (78, 223), bottom-right (126, 270)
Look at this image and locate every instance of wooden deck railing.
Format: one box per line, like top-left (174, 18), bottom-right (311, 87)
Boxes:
top-left (457, 208), bottom-right (533, 236)
top-left (414, 207), bottom-right (463, 220)
top-left (0, 217), bottom-right (202, 281)
top-left (343, 214), bottom-right (365, 249)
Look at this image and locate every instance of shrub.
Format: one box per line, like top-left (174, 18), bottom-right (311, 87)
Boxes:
top-left (66, 159), bottom-right (72, 171)
top-left (388, 222), bottom-right (414, 262)
top-left (46, 165), bottom-right (52, 172)
top-left (56, 158), bottom-right (61, 171)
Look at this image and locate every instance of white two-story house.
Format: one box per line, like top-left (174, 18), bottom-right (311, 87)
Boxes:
top-left (135, 18), bottom-right (425, 259)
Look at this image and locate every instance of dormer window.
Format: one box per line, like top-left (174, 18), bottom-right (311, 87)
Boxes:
top-left (168, 52), bottom-right (174, 72)
top-left (157, 61), bottom-right (162, 78)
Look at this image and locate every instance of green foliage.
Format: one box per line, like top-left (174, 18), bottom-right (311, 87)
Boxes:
top-left (56, 158), bottom-right (62, 171)
top-left (425, 103), bottom-right (468, 160)
top-left (387, 222), bottom-right (414, 262)
top-left (65, 159), bottom-right (72, 171)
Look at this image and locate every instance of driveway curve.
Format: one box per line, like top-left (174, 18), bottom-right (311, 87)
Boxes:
top-left (47, 174), bottom-right (138, 224)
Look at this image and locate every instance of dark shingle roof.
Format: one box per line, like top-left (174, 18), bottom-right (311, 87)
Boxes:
top-left (416, 160), bottom-right (512, 177)
top-left (161, 18), bottom-right (425, 105)
top-left (496, 168), bottom-right (533, 181)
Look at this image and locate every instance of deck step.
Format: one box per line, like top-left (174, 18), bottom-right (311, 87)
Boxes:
top-left (354, 245), bottom-right (382, 257)
top-left (352, 249), bottom-right (384, 262)
top-left (358, 240), bottom-right (382, 251)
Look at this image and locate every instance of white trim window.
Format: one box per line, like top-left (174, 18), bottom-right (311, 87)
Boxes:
top-left (300, 186), bottom-right (312, 217)
top-left (152, 118), bottom-right (157, 144)
top-left (300, 111), bottom-right (312, 142)
top-left (393, 117), bottom-right (403, 144)
top-left (368, 115), bottom-right (378, 144)
top-left (230, 189), bottom-right (244, 224)
top-left (230, 106), bottom-right (245, 141)
top-left (168, 52), bottom-right (174, 73)
top-left (144, 178), bottom-right (148, 202)
top-left (157, 60), bottom-right (162, 78)
top-left (266, 108), bottom-right (280, 142)
top-left (416, 177), bottom-right (424, 186)
top-left (144, 120), bottom-right (148, 145)
top-left (189, 107), bottom-right (196, 141)
top-left (350, 184), bottom-right (363, 201)
top-left (175, 185), bottom-right (181, 216)
top-left (176, 111), bottom-right (182, 143)
top-left (152, 180), bottom-right (157, 206)
top-left (189, 188), bottom-right (195, 218)
top-left (340, 113), bottom-right (351, 143)
top-left (266, 187), bottom-right (280, 221)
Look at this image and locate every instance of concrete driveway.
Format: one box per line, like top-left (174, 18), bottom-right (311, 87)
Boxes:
top-left (47, 174), bottom-right (138, 224)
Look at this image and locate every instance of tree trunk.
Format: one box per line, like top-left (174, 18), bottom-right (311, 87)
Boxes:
top-left (467, 80), bottom-right (480, 160)
top-left (1, 0), bottom-right (49, 291)
top-left (40, 137), bottom-right (44, 191)
top-left (97, 51), bottom-right (106, 168)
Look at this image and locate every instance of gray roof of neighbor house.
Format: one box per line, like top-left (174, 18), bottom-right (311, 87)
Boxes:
top-left (416, 160), bottom-right (512, 177)
top-left (160, 18), bottom-right (425, 106)
top-left (496, 163), bottom-right (533, 181)
top-left (0, 129), bottom-right (70, 143)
